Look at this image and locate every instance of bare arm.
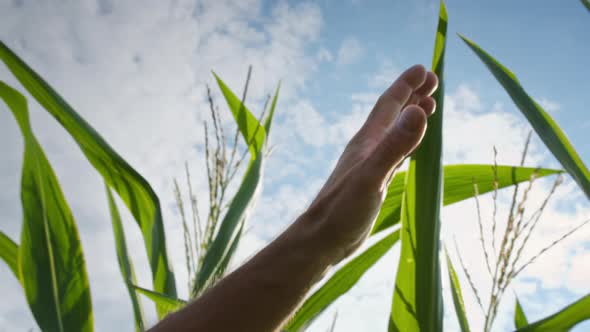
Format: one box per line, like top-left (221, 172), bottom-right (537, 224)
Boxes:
top-left (149, 64), bottom-right (438, 332)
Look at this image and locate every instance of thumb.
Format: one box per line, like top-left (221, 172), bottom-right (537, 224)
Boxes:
top-left (365, 105), bottom-right (428, 181)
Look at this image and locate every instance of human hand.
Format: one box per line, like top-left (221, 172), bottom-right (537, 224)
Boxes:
top-left (301, 64), bottom-right (438, 264)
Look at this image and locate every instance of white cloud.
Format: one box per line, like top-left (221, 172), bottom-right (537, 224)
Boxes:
top-left (537, 97), bottom-right (561, 114)
top-left (336, 37), bottom-right (364, 65)
top-left (369, 59), bottom-right (400, 89)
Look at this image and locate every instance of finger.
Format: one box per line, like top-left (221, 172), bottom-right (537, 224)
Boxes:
top-left (407, 71), bottom-right (438, 106)
top-left (363, 65), bottom-right (428, 134)
top-left (364, 105), bottom-right (428, 182)
top-left (414, 71), bottom-right (438, 98)
top-left (418, 96), bottom-right (436, 117)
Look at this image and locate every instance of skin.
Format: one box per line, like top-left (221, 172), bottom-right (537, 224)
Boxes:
top-left (149, 64), bottom-right (438, 332)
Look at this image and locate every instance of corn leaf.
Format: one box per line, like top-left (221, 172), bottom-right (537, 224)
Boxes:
top-left (459, 35), bottom-right (590, 200)
top-left (445, 250), bottom-right (471, 332)
top-left (515, 297), bottom-right (529, 329)
top-left (106, 186), bottom-right (146, 332)
top-left (0, 40), bottom-right (176, 316)
top-left (285, 228), bottom-right (401, 332)
top-left (390, 2), bottom-right (446, 330)
top-left (213, 72), bottom-right (266, 156)
top-left (0, 81), bottom-right (93, 332)
top-left (132, 285), bottom-right (187, 317)
top-left (194, 75), bottom-right (279, 293)
top-left (516, 294), bottom-right (590, 331)
top-left (0, 231), bottom-right (19, 282)
top-left (581, 0), bottom-right (590, 12)
top-left (371, 165), bottom-right (560, 235)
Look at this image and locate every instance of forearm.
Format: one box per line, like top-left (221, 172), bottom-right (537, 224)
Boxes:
top-left (149, 211), bottom-right (333, 332)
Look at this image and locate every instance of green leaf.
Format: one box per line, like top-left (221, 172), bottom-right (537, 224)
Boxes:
top-left (371, 165), bottom-right (560, 235)
top-left (0, 40), bottom-right (176, 316)
top-left (0, 81), bottom-right (93, 332)
top-left (0, 231), bottom-right (20, 282)
top-left (193, 76), bottom-right (279, 293)
top-left (445, 250), bottom-right (470, 332)
top-left (581, 0), bottom-right (590, 12)
top-left (515, 297), bottom-right (529, 329)
top-left (390, 2), bottom-right (446, 330)
top-left (459, 35), bottom-right (590, 200)
top-left (106, 186), bottom-right (146, 332)
top-left (213, 72), bottom-right (266, 156)
top-left (132, 285), bottom-right (187, 317)
top-left (516, 294), bottom-right (590, 331)
top-left (285, 228), bottom-right (401, 332)
top-left (213, 222), bottom-right (245, 281)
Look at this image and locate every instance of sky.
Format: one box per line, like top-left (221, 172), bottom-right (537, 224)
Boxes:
top-left (0, 0), bottom-right (589, 331)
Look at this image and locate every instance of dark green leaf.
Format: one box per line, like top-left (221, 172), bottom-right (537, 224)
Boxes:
top-left (0, 231), bottom-right (19, 282)
top-left (106, 186), bottom-right (146, 331)
top-left (371, 165), bottom-right (560, 235)
top-left (516, 294), bottom-right (590, 331)
top-left (515, 297), bottom-right (529, 329)
top-left (459, 35), bottom-right (590, 200)
top-left (285, 228), bottom-right (401, 332)
top-left (0, 81), bottom-right (93, 332)
top-left (0, 40), bottom-right (177, 316)
top-left (445, 250), bottom-right (471, 332)
top-left (390, 2), bottom-right (446, 330)
top-left (194, 76), bottom-right (279, 293)
top-left (132, 285), bottom-right (187, 317)
top-left (581, 0), bottom-right (590, 12)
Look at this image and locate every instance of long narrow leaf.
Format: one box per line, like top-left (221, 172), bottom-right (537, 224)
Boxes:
top-left (517, 294), bottom-right (590, 331)
top-left (371, 165), bottom-right (560, 235)
top-left (445, 250), bottom-right (471, 332)
top-left (0, 81), bottom-right (93, 331)
top-left (581, 0), bottom-right (590, 12)
top-left (459, 35), bottom-right (590, 200)
top-left (0, 40), bottom-right (176, 316)
top-left (106, 186), bottom-right (146, 331)
top-left (0, 231), bottom-right (19, 282)
top-left (515, 297), bottom-right (529, 329)
top-left (194, 76), bottom-right (279, 293)
top-left (285, 228), bottom-right (401, 332)
top-left (390, 2), bottom-right (447, 330)
top-left (132, 285), bottom-right (187, 317)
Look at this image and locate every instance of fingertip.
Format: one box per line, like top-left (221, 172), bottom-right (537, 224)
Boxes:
top-left (418, 96), bottom-right (436, 116)
top-left (404, 64), bottom-right (428, 87)
top-left (397, 105), bottom-right (427, 133)
top-left (415, 71), bottom-right (439, 97)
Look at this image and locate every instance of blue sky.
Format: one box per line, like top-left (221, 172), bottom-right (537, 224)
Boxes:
top-left (0, 0), bottom-right (589, 331)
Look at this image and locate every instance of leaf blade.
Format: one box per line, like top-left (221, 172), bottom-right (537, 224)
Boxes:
top-left (517, 294), bottom-right (590, 331)
top-left (106, 186), bottom-right (146, 331)
top-left (0, 40), bottom-right (177, 316)
top-left (0, 231), bottom-right (19, 282)
top-left (445, 250), bottom-right (471, 332)
top-left (459, 35), bottom-right (590, 199)
top-left (371, 164), bottom-right (560, 235)
top-left (132, 285), bottom-right (187, 317)
top-left (0, 81), bottom-right (93, 332)
top-left (390, 2), bottom-right (447, 329)
top-left (515, 297), bottom-right (529, 329)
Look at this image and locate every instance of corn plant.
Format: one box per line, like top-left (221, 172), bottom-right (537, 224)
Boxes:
top-left (172, 67), bottom-right (276, 296)
top-left (446, 137), bottom-right (589, 332)
top-left (0, 39), bottom-right (278, 331)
